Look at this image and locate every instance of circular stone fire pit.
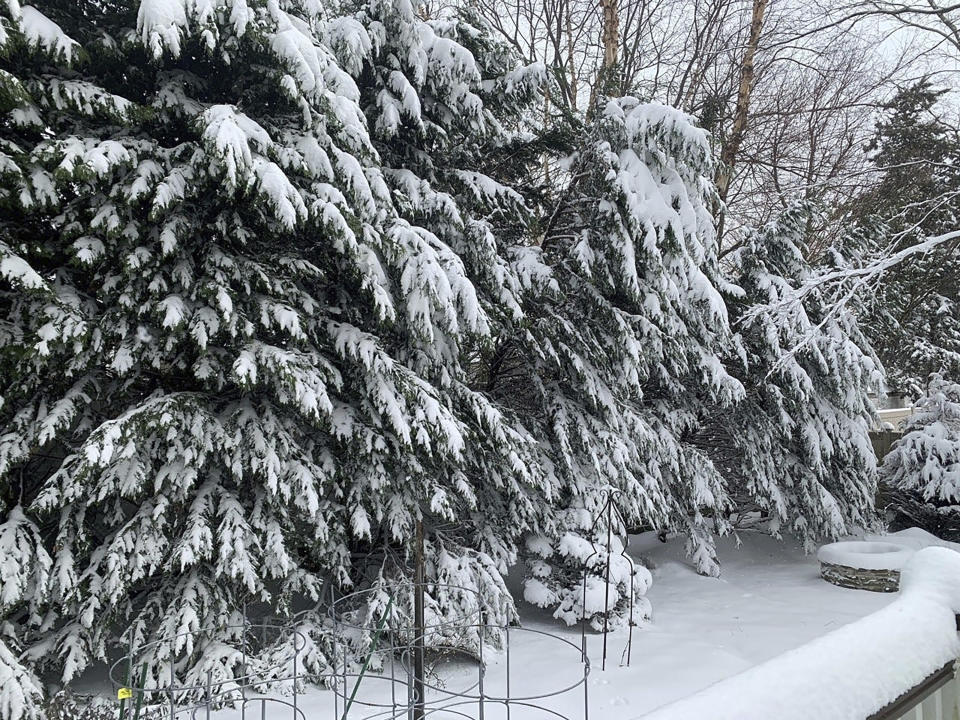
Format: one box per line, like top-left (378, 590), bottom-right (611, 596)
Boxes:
top-left (817, 541), bottom-right (914, 592)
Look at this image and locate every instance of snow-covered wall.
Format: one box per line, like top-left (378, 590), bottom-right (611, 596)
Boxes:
top-left (640, 546), bottom-right (960, 720)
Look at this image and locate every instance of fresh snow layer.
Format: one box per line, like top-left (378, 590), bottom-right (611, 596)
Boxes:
top-left (816, 540), bottom-right (915, 570)
top-left (640, 546), bottom-right (960, 720)
top-left (879, 526), bottom-right (960, 552)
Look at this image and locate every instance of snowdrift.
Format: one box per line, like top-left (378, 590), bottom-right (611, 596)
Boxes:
top-left (640, 546), bottom-right (960, 720)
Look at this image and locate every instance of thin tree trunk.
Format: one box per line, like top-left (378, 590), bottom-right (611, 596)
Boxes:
top-left (715, 0), bottom-right (769, 237)
top-left (413, 519), bottom-right (425, 720)
top-left (566, 2), bottom-right (578, 112)
top-left (601, 0), bottom-right (619, 69)
top-left (543, 84), bottom-right (552, 187)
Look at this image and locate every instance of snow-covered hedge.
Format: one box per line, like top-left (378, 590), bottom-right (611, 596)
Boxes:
top-left (640, 546), bottom-right (960, 720)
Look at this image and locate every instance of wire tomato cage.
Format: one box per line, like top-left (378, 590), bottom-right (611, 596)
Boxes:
top-left (578, 488), bottom-right (638, 672)
top-left (108, 583), bottom-right (591, 720)
top-left (329, 581), bottom-right (591, 720)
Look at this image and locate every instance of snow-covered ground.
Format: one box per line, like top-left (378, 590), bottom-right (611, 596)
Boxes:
top-left (639, 544), bottom-right (960, 720)
top-left (214, 530), bottom-right (900, 720)
top-left (527, 530), bottom-right (895, 719)
top-left (591, 530), bottom-right (894, 717)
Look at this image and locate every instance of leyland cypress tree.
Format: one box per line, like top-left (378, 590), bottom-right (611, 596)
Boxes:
top-left (0, 0), bottom-right (546, 711)
top-left (853, 82), bottom-right (960, 397)
top-left (701, 207), bottom-right (880, 548)
top-left (319, 0), bottom-right (556, 651)
top-left (510, 99), bottom-right (744, 628)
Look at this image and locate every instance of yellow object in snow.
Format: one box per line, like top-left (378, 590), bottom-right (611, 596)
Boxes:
top-left (117, 688), bottom-right (133, 700)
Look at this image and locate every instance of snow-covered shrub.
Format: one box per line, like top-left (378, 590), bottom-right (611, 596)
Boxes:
top-left (881, 373), bottom-right (960, 540)
top-left (524, 507), bottom-right (652, 632)
top-left (701, 206), bottom-right (881, 548)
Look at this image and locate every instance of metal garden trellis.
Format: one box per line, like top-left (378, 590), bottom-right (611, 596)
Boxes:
top-left (579, 488), bottom-right (638, 671)
top-left (329, 580), bottom-right (591, 720)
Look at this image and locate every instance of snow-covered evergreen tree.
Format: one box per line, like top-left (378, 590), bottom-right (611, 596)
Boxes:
top-left (701, 206), bottom-right (880, 547)
top-left (0, 0), bottom-right (548, 711)
top-left (851, 82), bottom-right (960, 397)
top-left (506, 98), bottom-right (743, 629)
top-left (320, 0), bottom-right (556, 642)
top-left (881, 373), bottom-right (960, 540)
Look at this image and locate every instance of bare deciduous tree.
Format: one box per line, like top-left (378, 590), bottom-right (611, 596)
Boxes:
top-left (460, 0), bottom-right (946, 256)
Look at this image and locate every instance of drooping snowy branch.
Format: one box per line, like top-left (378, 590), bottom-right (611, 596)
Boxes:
top-left (747, 227), bottom-right (960, 376)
